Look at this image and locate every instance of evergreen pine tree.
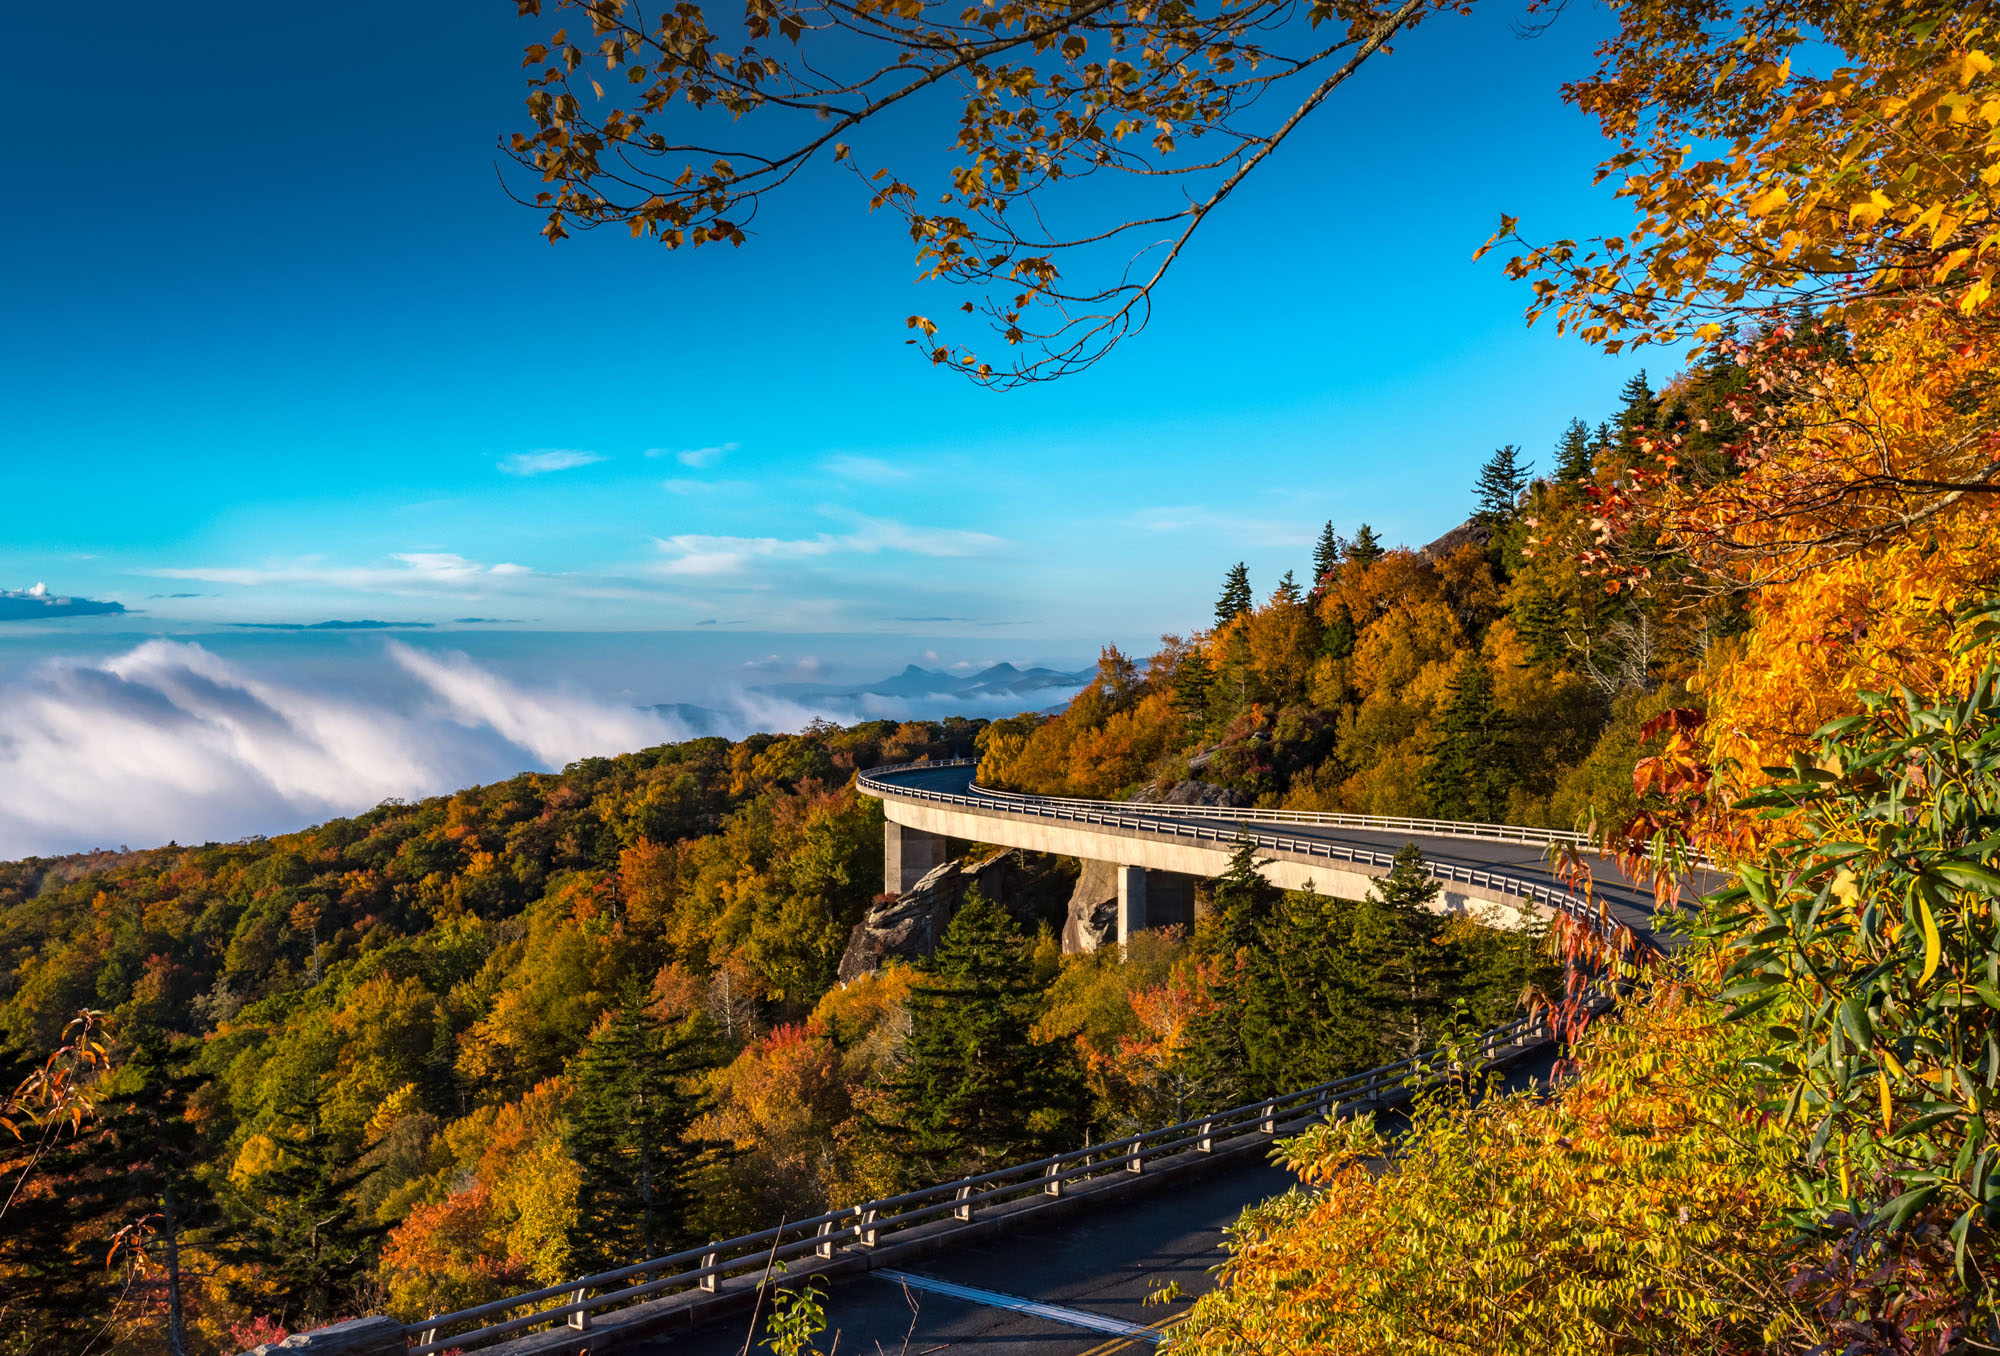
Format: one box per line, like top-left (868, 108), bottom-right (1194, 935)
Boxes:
top-left (230, 1090), bottom-right (386, 1327)
top-left (1418, 655), bottom-right (1516, 823)
top-left (565, 983), bottom-right (717, 1272)
top-left (0, 1035), bottom-right (219, 1353)
top-left (1310, 522), bottom-right (1342, 593)
top-left (1345, 524), bottom-right (1384, 567)
top-left (1614, 369), bottom-right (1659, 458)
top-left (1352, 845), bottom-right (1455, 1058)
top-left (1169, 646), bottom-right (1212, 739)
top-left (876, 890), bottom-right (1085, 1184)
top-left (1553, 417), bottom-right (1595, 484)
top-left (1213, 563), bottom-right (1253, 628)
top-left (1274, 570), bottom-right (1301, 605)
top-left (1474, 444), bottom-right (1531, 527)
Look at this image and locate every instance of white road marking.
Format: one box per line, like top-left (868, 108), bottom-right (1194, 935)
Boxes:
top-left (873, 1269), bottom-right (1166, 1345)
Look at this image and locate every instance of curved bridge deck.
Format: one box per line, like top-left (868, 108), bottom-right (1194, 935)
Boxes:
top-left (861, 760), bottom-right (1679, 944)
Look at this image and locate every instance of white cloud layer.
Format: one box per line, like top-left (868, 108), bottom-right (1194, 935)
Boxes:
top-left (0, 641), bottom-right (684, 858)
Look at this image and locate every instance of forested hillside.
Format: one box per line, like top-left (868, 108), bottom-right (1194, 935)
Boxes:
top-left (979, 364), bottom-right (1745, 834)
top-left (0, 662), bottom-right (1548, 1351)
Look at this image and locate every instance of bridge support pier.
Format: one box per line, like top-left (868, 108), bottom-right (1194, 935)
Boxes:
top-left (885, 823), bottom-right (948, 896)
top-left (1115, 865), bottom-right (1147, 946)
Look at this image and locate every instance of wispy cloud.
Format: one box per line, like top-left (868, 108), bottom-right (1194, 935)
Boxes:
top-left (651, 511), bottom-right (1006, 577)
top-left (649, 442), bottom-right (738, 468)
top-left (153, 552), bottom-right (537, 593)
top-left (1128, 505), bottom-right (1317, 547)
top-left (500, 449), bottom-right (605, 476)
top-left (823, 454), bottom-right (910, 486)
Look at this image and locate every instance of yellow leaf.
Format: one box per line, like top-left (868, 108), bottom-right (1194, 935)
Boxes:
top-left (1879, 1071), bottom-right (1894, 1131)
top-left (1920, 898), bottom-right (1942, 983)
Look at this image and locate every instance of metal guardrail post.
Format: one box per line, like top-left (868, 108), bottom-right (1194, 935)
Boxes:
top-left (817, 1219), bottom-right (837, 1259)
top-left (955, 1184), bottom-right (975, 1221)
top-left (567, 1288), bottom-right (591, 1331)
top-left (1128, 1147), bottom-right (1144, 1174)
top-left (699, 1251), bottom-right (718, 1292)
top-left (858, 1207), bottom-right (879, 1247)
top-left (1260, 1101), bottom-right (1276, 1133)
top-left (1197, 1119), bottom-right (1213, 1153)
top-left (1044, 1162), bottom-right (1063, 1197)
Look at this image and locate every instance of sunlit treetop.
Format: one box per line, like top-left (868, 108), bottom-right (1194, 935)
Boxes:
top-left (506, 0), bottom-right (1471, 385)
top-left (1485, 0), bottom-right (2000, 353)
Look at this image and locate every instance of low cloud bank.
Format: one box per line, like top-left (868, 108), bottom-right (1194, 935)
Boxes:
top-left (0, 641), bottom-right (1089, 860)
top-left (0, 641), bottom-right (688, 859)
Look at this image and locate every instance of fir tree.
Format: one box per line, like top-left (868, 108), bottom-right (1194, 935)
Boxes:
top-left (0, 1035), bottom-right (219, 1354)
top-left (1553, 417), bottom-right (1595, 485)
top-left (1614, 369), bottom-right (1659, 458)
top-left (230, 1090), bottom-right (386, 1327)
top-left (1274, 570), bottom-right (1301, 605)
top-left (1345, 524), bottom-right (1384, 567)
top-left (1310, 522), bottom-right (1343, 593)
top-left (876, 889), bottom-right (1085, 1184)
top-left (1474, 444), bottom-right (1531, 527)
top-left (1213, 562), bottom-right (1253, 628)
top-left (1169, 646), bottom-right (1212, 739)
top-left (1419, 655), bottom-right (1516, 823)
top-left (1353, 845), bottom-right (1454, 1058)
top-left (565, 983), bottom-right (718, 1272)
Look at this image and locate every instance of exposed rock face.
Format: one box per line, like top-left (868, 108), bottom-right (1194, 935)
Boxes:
top-left (1157, 778), bottom-right (1248, 808)
top-left (1418, 515), bottom-right (1493, 561)
top-left (838, 849), bottom-right (1070, 980)
top-left (1061, 857), bottom-right (1120, 953)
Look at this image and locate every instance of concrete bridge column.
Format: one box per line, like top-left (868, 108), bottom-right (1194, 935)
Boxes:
top-left (1115, 865), bottom-right (1147, 947)
top-left (884, 822), bottom-right (948, 896)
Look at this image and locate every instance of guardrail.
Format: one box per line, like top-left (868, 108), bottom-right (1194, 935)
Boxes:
top-left (856, 760), bottom-right (1619, 930)
top-left (861, 759), bottom-right (1588, 846)
top-left (394, 1000), bottom-right (1591, 1356)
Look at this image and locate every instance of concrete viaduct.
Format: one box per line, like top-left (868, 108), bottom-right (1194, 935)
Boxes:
top-left (860, 758), bottom-right (1664, 946)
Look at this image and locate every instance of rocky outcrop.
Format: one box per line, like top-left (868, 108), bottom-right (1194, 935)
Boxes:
top-left (838, 849), bottom-right (1071, 980)
top-left (1061, 857), bottom-right (1120, 953)
top-left (1418, 515), bottom-right (1492, 561)
top-left (1156, 778), bottom-right (1248, 808)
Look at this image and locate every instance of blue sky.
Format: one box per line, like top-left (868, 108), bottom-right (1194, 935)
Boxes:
top-left (6, 0), bottom-right (1652, 647)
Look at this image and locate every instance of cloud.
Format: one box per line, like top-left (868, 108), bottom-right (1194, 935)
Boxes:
top-left (500, 449), bottom-right (606, 476)
top-left (0, 585), bottom-right (126, 620)
top-left (823, 454), bottom-right (910, 485)
top-left (651, 511), bottom-right (1005, 577)
top-left (1128, 505), bottom-right (1317, 547)
top-left (648, 442), bottom-right (738, 468)
top-left (153, 553), bottom-right (536, 593)
top-left (0, 641), bottom-right (689, 857)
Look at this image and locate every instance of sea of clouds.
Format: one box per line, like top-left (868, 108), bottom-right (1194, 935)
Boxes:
top-left (0, 640), bottom-right (720, 859)
top-left (0, 638), bottom-right (1089, 859)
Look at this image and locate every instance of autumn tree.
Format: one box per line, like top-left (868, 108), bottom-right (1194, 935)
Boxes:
top-left (507, 0), bottom-right (1452, 384)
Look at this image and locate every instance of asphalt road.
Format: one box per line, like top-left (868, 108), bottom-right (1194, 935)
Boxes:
top-left (634, 1153), bottom-right (1296, 1356)
top-left (643, 1043), bottom-right (1565, 1356)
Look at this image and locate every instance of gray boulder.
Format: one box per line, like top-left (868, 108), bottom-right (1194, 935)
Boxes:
top-left (1060, 857), bottom-right (1120, 953)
